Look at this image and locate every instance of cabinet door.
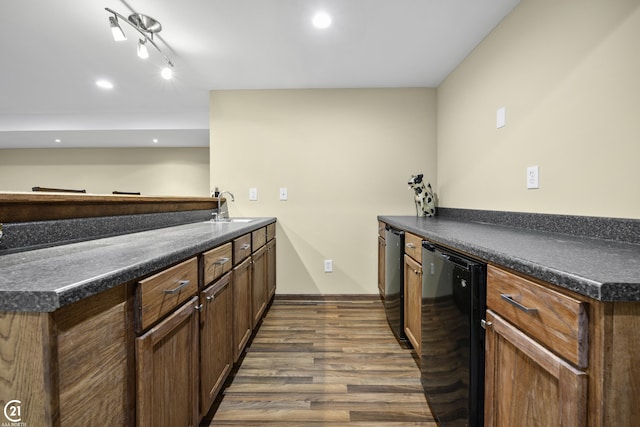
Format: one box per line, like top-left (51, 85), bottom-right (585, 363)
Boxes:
top-left (252, 245), bottom-right (267, 328)
top-left (403, 254), bottom-right (422, 356)
top-left (484, 310), bottom-right (587, 427)
top-left (136, 296), bottom-right (199, 427)
top-left (233, 257), bottom-right (252, 362)
top-left (266, 239), bottom-right (276, 301)
top-left (200, 272), bottom-right (233, 418)
top-left (378, 235), bottom-right (386, 298)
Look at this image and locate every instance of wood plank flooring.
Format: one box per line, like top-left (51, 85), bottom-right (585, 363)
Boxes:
top-left (201, 297), bottom-right (436, 426)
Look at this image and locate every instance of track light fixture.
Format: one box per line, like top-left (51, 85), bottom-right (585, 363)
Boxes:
top-left (105, 7), bottom-right (174, 77)
top-left (137, 39), bottom-right (149, 59)
top-left (109, 16), bottom-right (126, 42)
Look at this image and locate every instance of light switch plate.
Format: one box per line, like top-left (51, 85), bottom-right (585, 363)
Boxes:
top-left (324, 259), bottom-right (333, 273)
top-left (497, 107), bottom-right (506, 128)
top-left (527, 166), bottom-right (539, 189)
top-left (249, 187), bottom-right (258, 201)
top-left (279, 188), bottom-right (288, 201)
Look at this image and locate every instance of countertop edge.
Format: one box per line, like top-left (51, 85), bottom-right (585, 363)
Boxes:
top-left (378, 215), bottom-right (640, 302)
top-left (0, 218), bottom-right (276, 312)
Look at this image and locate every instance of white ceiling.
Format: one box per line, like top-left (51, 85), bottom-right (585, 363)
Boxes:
top-left (0, 0), bottom-right (520, 149)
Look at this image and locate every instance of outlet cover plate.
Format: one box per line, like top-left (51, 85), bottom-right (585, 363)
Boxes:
top-left (527, 166), bottom-right (539, 189)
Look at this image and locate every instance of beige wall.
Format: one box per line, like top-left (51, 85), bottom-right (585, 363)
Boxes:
top-left (0, 147), bottom-right (210, 196)
top-left (437, 0), bottom-right (640, 219)
top-left (210, 89), bottom-right (437, 294)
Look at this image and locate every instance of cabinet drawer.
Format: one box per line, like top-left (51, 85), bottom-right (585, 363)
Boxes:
top-left (487, 265), bottom-right (588, 368)
top-left (252, 227), bottom-right (267, 252)
top-left (267, 222), bottom-right (276, 241)
top-left (404, 232), bottom-right (422, 262)
top-left (137, 257), bottom-right (198, 332)
top-left (203, 243), bottom-right (232, 285)
top-left (233, 233), bottom-right (252, 265)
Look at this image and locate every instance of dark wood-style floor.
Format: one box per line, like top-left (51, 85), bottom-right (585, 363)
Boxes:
top-left (201, 297), bottom-right (436, 426)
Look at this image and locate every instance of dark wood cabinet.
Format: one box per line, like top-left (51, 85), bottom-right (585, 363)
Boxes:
top-left (252, 245), bottom-right (268, 328)
top-left (403, 254), bottom-right (422, 357)
top-left (266, 238), bottom-right (277, 301)
top-left (0, 220), bottom-right (277, 427)
top-left (199, 272), bottom-right (233, 418)
top-left (484, 310), bottom-right (587, 426)
top-left (233, 257), bottom-right (252, 362)
top-left (136, 296), bottom-right (199, 427)
top-left (378, 221), bottom-right (386, 299)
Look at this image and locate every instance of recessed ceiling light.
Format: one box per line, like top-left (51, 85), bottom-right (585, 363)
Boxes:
top-left (54, 139), bottom-right (62, 143)
top-left (153, 138), bottom-right (159, 143)
top-left (96, 79), bottom-right (114, 89)
top-left (161, 66), bottom-right (173, 80)
top-left (312, 12), bottom-right (332, 29)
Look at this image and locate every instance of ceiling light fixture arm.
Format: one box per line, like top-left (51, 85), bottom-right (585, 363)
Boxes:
top-left (105, 7), bottom-right (173, 68)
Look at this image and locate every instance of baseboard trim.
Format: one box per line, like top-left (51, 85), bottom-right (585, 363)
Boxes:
top-left (274, 294), bottom-right (380, 302)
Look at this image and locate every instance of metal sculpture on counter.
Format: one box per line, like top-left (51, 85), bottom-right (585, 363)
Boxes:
top-left (408, 174), bottom-right (436, 217)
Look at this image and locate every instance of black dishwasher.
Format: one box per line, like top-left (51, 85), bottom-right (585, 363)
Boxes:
top-left (384, 226), bottom-right (406, 341)
top-left (421, 242), bottom-right (486, 427)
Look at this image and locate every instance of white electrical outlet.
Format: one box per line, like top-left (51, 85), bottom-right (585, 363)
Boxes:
top-left (249, 187), bottom-right (258, 201)
top-left (324, 259), bottom-right (333, 273)
top-left (527, 166), bottom-right (540, 189)
top-left (279, 188), bottom-right (288, 201)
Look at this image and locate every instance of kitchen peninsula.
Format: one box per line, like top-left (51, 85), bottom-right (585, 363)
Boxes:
top-left (0, 192), bottom-right (277, 426)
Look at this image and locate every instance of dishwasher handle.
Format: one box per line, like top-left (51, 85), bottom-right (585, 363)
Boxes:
top-left (422, 241), bottom-right (436, 252)
top-left (439, 251), bottom-right (478, 271)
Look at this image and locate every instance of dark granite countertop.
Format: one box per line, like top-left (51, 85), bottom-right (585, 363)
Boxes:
top-left (0, 218), bottom-right (275, 312)
top-left (379, 215), bottom-right (640, 302)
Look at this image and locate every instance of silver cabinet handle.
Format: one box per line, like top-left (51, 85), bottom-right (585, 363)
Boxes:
top-left (241, 243), bottom-right (251, 251)
top-left (481, 319), bottom-right (493, 330)
top-left (500, 294), bottom-right (538, 313)
top-left (194, 303), bottom-right (203, 311)
top-left (406, 243), bottom-right (416, 249)
top-left (214, 257), bottom-right (230, 266)
top-left (206, 295), bottom-right (214, 302)
top-left (164, 280), bottom-right (190, 295)
top-left (413, 269), bottom-right (421, 276)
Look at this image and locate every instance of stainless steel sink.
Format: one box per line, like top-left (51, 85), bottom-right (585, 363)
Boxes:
top-left (207, 218), bottom-right (255, 223)
top-left (225, 218), bottom-right (254, 223)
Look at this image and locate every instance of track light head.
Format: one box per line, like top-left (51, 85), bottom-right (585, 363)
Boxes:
top-left (137, 39), bottom-right (149, 59)
top-left (109, 16), bottom-right (127, 42)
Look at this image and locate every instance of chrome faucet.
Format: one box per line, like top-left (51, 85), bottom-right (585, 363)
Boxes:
top-left (216, 191), bottom-right (235, 221)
